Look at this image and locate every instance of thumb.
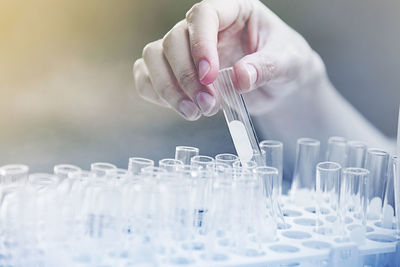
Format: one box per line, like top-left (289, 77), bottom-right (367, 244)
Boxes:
top-left (233, 50), bottom-right (282, 93)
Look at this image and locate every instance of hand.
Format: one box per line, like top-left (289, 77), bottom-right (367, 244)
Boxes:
top-left (133, 0), bottom-right (326, 120)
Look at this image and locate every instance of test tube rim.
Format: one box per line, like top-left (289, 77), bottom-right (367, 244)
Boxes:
top-left (90, 162), bottom-right (117, 171)
top-left (128, 157), bottom-right (154, 165)
top-left (328, 136), bottom-right (347, 145)
top-left (29, 173), bottom-right (60, 185)
top-left (297, 138), bottom-right (321, 146)
top-left (158, 158), bottom-right (184, 166)
top-left (175, 146), bottom-right (200, 153)
top-left (347, 140), bottom-right (367, 149)
top-left (260, 140), bottom-right (283, 148)
top-left (366, 148), bottom-right (389, 157)
top-left (191, 155), bottom-right (215, 163)
top-left (54, 164), bottom-right (81, 174)
top-left (254, 166), bottom-right (279, 175)
top-left (0, 164), bottom-right (29, 175)
top-left (316, 161), bottom-right (342, 172)
top-left (343, 167), bottom-right (370, 176)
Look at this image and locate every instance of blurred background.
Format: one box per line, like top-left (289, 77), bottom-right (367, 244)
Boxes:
top-left (1, 0), bottom-right (399, 172)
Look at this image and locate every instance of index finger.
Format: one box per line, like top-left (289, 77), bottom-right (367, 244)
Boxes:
top-left (185, 0), bottom-right (254, 85)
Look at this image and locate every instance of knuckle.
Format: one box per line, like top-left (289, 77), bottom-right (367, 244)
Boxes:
top-left (142, 41), bottom-right (159, 60)
top-left (133, 58), bottom-right (142, 75)
top-left (178, 70), bottom-right (198, 89)
top-left (185, 3), bottom-right (202, 22)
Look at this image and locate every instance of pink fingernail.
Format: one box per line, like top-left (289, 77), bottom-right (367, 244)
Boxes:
top-left (246, 64), bottom-right (258, 86)
top-left (178, 99), bottom-right (198, 119)
top-left (196, 91), bottom-right (216, 115)
top-left (198, 59), bottom-right (210, 82)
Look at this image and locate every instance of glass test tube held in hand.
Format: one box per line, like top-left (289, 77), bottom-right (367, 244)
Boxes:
top-left (212, 68), bottom-right (264, 166)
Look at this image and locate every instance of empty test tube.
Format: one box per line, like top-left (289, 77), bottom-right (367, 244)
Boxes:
top-left (158, 158), bottom-right (183, 172)
top-left (175, 146), bottom-right (199, 165)
top-left (364, 148), bottom-right (389, 219)
top-left (54, 164), bottom-right (81, 179)
top-left (381, 155), bottom-right (397, 228)
top-left (326, 136), bottom-right (347, 167)
top-left (215, 153), bottom-right (238, 167)
top-left (260, 140), bottom-right (283, 196)
top-left (315, 161), bottom-right (342, 235)
top-left (90, 162), bottom-right (117, 177)
top-left (393, 156), bottom-right (400, 238)
top-left (212, 68), bottom-right (264, 166)
top-left (0, 164), bottom-right (29, 185)
top-left (128, 157), bottom-right (154, 175)
top-left (346, 141), bottom-right (367, 168)
top-left (291, 138), bottom-right (321, 192)
top-left (342, 167), bottom-right (369, 243)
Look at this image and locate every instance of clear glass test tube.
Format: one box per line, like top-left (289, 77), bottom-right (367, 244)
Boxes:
top-left (175, 146), bottom-right (199, 165)
top-left (128, 157), bottom-right (154, 176)
top-left (90, 162), bottom-right (117, 177)
top-left (364, 148), bottom-right (389, 219)
top-left (53, 164), bottom-right (81, 180)
top-left (315, 161), bottom-right (342, 235)
top-left (381, 155), bottom-right (397, 229)
top-left (291, 138), bottom-right (321, 193)
top-left (342, 167), bottom-right (369, 244)
top-left (393, 156), bottom-right (400, 238)
top-left (326, 136), bottom-right (347, 167)
top-left (190, 155), bottom-right (215, 171)
top-left (215, 153), bottom-right (238, 167)
top-left (158, 158), bottom-right (184, 172)
top-left (212, 68), bottom-right (264, 166)
top-left (346, 141), bottom-right (367, 168)
top-left (260, 140), bottom-right (283, 196)
top-left (0, 164), bottom-right (29, 185)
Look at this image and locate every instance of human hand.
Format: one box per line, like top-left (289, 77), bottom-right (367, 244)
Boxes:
top-left (133, 0), bottom-right (326, 119)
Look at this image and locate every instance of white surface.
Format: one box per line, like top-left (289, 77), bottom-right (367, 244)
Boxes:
top-left (228, 120), bottom-right (253, 164)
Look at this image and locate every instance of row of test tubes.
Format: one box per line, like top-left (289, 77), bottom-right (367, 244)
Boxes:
top-left (0, 136), bottom-right (399, 265)
top-left (0, 143), bottom-right (285, 265)
top-left (290, 136), bottom-right (400, 243)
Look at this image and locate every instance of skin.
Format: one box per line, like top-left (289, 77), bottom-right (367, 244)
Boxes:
top-left (133, 0), bottom-right (394, 163)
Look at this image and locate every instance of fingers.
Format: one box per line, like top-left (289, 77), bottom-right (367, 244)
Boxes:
top-left (133, 58), bottom-right (168, 107)
top-left (233, 45), bottom-right (298, 93)
top-left (185, 0), bottom-right (254, 85)
top-left (162, 21), bottom-right (220, 116)
top-left (142, 40), bottom-right (201, 120)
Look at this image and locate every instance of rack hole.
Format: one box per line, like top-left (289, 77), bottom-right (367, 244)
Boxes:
top-left (282, 209), bottom-right (302, 217)
top-left (367, 234), bottom-right (396, 243)
top-left (270, 245), bottom-right (299, 253)
top-left (282, 231), bottom-right (311, 239)
top-left (302, 241), bottom-right (331, 250)
top-left (293, 218), bottom-right (321, 226)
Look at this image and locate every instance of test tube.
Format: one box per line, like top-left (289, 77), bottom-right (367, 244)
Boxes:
top-left (393, 156), bottom-right (400, 238)
top-left (158, 158), bottom-right (184, 172)
top-left (342, 167), bottom-right (369, 243)
top-left (315, 162), bottom-right (342, 235)
top-left (260, 140), bottom-right (283, 196)
top-left (53, 164), bottom-right (81, 179)
top-left (326, 136), bottom-right (347, 167)
top-left (212, 68), bottom-right (264, 166)
top-left (128, 157), bottom-right (154, 176)
top-left (364, 148), bottom-right (389, 219)
top-left (90, 162), bottom-right (117, 177)
top-left (215, 153), bottom-right (238, 167)
top-left (381, 155), bottom-right (396, 229)
top-left (175, 146), bottom-right (199, 165)
top-left (291, 138), bottom-right (321, 193)
top-left (346, 141), bottom-right (367, 168)
top-left (0, 164), bottom-right (29, 185)
top-left (190, 155), bottom-right (215, 171)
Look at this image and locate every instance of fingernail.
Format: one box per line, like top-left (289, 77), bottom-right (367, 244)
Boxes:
top-left (178, 99), bottom-right (198, 119)
top-left (198, 59), bottom-right (210, 82)
top-left (246, 64), bottom-right (257, 86)
top-left (196, 91), bottom-right (216, 115)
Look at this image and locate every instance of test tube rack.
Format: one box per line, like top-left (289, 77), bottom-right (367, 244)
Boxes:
top-left (179, 194), bottom-right (399, 267)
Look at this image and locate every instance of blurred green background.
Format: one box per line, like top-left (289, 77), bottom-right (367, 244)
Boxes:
top-left (1, 0), bottom-right (399, 172)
